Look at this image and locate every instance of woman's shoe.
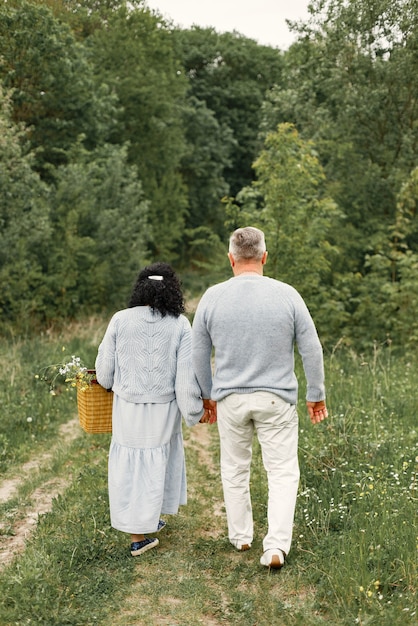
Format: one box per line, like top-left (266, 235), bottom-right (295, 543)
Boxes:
top-left (130, 537), bottom-right (159, 556)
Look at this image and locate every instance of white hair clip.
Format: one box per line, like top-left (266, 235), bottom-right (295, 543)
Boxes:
top-left (148, 275), bottom-right (163, 280)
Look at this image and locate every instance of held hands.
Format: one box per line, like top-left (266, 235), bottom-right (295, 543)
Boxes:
top-left (200, 399), bottom-right (217, 424)
top-left (306, 400), bottom-right (328, 425)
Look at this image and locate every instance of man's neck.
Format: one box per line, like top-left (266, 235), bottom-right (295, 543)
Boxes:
top-left (228, 250), bottom-right (267, 276)
top-left (233, 263), bottom-right (263, 276)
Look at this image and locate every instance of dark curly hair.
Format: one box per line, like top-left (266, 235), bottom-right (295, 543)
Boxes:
top-left (128, 262), bottom-right (185, 317)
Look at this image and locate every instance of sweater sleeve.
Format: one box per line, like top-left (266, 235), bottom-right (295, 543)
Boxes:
top-left (175, 317), bottom-right (205, 427)
top-left (293, 294), bottom-right (326, 402)
top-left (95, 314), bottom-right (117, 390)
top-left (191, 294), bottom-right (214, 399)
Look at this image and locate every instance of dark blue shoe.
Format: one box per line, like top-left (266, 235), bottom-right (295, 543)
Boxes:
top-left (130, 537), bottom-right (159, 556)
top-left (156, 519), bottom-right (166, 532)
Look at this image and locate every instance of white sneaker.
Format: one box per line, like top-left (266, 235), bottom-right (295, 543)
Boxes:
top-left (260, 549), bottom-right (285, 569)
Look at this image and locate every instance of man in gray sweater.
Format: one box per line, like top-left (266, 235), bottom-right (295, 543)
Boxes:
top-left (192, 226), bottom-right (327, 569)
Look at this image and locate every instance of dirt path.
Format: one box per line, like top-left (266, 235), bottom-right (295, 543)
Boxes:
top-left (185, 422), bottom-right (218, 473)
top-left (0, 417), bottom-right (80, 568)
top-left (112, 421), bottom-right (226, 626)
top-left (0, 419), bottom-right (220, 570)
top-left (185, 423), bottom-right (225, 522)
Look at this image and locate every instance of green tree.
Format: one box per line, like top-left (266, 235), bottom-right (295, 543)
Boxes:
top-left (0, 85), bottom-right (51, 328)
top-left (352, 167), bottom-right (418, 348)
top-left (76, 0), bottom-right (190, 261)
top-left (0, 1), bottom-right (117, 179)
top-left (225, 124), bottom-right (342, 342)
top-left (0, 1), bottom-right (150, 328)
top-left (178, 96), bottom-right (234, 269)
top-left (259, 0), bottom-right (418, 348)
top-left (174, 27), bottom-right (285, 197)
top-left (29, 2), bottom-right (286, 268)
top-left (45, 142), bottom-right (149, 318)
top-left (263, 0), bottom-right (418, 256)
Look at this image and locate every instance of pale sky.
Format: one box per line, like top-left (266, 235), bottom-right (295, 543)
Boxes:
top-left (145, 0), bottom-right (312, 50)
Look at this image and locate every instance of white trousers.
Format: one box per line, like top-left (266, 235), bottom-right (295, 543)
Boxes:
top-left (217, 392), bottom-right (300, 555)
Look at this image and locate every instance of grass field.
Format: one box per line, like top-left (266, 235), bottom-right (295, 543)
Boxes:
top-left (0, 320), bottom-right (416, 625)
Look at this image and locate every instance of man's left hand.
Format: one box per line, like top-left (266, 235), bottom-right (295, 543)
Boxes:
top-left (306, 400), bottom-right (328, 425)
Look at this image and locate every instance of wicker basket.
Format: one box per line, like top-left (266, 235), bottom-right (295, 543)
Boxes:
top-left (77, 370), bottom-right (113, 434)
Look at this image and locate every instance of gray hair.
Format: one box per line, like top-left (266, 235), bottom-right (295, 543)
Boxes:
top-left (229, 227), bottom-right (266, 261)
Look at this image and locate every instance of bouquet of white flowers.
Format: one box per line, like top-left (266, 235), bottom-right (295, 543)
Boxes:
top-left (38, 355), bottom-right (95, 394)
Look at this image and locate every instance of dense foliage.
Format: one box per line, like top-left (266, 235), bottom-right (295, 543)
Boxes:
top-left (0, 0), bottom-right (417, 351)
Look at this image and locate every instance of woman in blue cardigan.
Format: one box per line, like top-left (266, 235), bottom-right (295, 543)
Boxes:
top-left (96, 262), bottom-right (207, 556)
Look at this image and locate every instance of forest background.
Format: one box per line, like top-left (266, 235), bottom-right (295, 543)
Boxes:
top-left (1, 0), bottom-right (418, 353)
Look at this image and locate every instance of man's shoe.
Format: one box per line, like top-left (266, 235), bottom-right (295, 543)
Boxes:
top-left (156, 519), bottom-right (166, 532)
top-left (260, 548), bottom-right (285, 569)
top-left (130, 537), bottom-right (159, 556)
top-left (231, 540), bottom-right (252, 551)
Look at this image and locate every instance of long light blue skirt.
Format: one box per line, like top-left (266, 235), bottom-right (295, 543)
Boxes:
top-left (108, 395), bottom-right (187, 534)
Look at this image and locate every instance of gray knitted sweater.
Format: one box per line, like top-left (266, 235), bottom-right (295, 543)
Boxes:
top-left (192, 274), bottom-right (325, 405)
top-left (95, 306), bottom-right (204, 426)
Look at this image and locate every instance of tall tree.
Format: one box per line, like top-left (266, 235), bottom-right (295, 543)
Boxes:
top-left (0, 2), bottom-right (151, 328)
top-left (0, 85), bottom-right (51, 328)
top-left (174, 27), bottom-right (285, 197)
top-left (263, 0), bottom-right (418, 265)
top-left (76, 0), bottom-right (190, 261)
top-left (45, 142), bottom-right (149, 318)
top-left (225, 124), bottom-right (342, 341)
top-left (258, 0), bottom-right (418, 348)
top-left (0, 0), bottom-right (117, 179)
top-left (351, 166), bottom-right (418, 348)
top-left (177, 96), bottom-right (234, 269)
